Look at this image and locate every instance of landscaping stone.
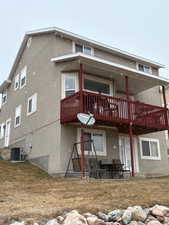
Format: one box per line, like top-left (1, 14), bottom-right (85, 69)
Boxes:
top-left (151, 205), bottom-right (169, 217)
top-left (9, 222), bottom-right (25, 225)
top-left (63, 210), bottom-right (88, 225)
top-left (122, 208), bottom-right (133, 225)
top-left (46, 219), bottom-right (59, 225)
top-left (108, 210), bottom-right (123, 222)
top-left (98, 212), bottom-right (110, 222)
top-left (132, 206), bottom-right (147, 222)
top-left (57, 216), bottom-right (64, 223)
top-left (146, 220), bottom-right (163, 225)
top-left (128, 221), bottom-right (138, 225)
top-left (7, 204), bottom-right (169, 225)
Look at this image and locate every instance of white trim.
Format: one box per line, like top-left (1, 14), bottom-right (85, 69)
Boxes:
top-left (20, 66), bottom-right (27, 89)
top-left (139, 137), bottom-right (161, 160)
top-left (61, 72), bottom-right (79, 99)
top-left (27, 93), bottom-right (37, 116)
top-left (77, 128), bottom-right (107, 156)
top-left (51, 53), bottom-right (169, 85)
top-left (14, 105), bottom-right (22, 128)
top-left (4, 118), bottom-right (11, 147)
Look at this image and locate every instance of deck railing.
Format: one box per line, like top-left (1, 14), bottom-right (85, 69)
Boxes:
top-left (61, 91), bottom-right (169, 129)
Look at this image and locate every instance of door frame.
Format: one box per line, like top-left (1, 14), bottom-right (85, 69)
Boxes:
top-left (119, 134), bottom-right (139, 173)
top-left (4, 118), bottom-right (11, 147)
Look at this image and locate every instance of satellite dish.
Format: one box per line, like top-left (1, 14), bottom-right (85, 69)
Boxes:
top-left (77, 113), bottom-right (95, 126)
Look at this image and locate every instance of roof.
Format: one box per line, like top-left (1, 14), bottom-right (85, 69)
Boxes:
top-left (51, 53), bottom-right (169, 92)
top-left (0, 27), bottom-right (166, 92)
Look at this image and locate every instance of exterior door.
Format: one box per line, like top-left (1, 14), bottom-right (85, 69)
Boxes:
top-left (4, 119), bottom-right (11, 147)
top-left (119, 135), bottom-right (131, 171)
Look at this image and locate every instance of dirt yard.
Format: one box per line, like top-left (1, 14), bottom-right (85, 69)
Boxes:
top-left (0, 160), bottom-right (169, 222)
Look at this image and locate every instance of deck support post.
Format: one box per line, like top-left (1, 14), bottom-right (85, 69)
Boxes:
top-left (79, 63), bottom-right (85, 178)
top-left (162, 85), bottom-right (168, 121)
top-left (162, 85), bottom-right (169, 136)
top-left (125, 76), bottom-right (135, 177)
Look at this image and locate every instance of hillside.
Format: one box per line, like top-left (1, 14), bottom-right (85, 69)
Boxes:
top-left (0, 160), bottom-right (169, 223)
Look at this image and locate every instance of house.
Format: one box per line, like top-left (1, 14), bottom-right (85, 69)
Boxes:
top-left (0, 27), bottom-right (169, 177)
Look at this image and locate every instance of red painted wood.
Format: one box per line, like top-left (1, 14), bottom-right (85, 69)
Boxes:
top-left (61, 91), bottom-right (169, 131)
top-left (125, 76), bottom-right (134, 177)
top-left (162, 86), bottom-right (168, 128)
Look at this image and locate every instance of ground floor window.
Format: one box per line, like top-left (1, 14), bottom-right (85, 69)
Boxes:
top-left (78, 129), bottom-right (106, 156)
top-left (140, 137), bottom-right (161, 160)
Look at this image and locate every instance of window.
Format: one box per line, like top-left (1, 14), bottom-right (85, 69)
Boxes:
top-left (84, 75), bottom-right (113, 96)
top-left (63, 74), bottom-right (78, 98)
top-left (79, 129), bottom-right (106, 156)
top-left (137, 63), bottom-right (151, 74)
top-left (14, 74), bottom-right (20, 90)
top-left (20, 66), bottom-right (27, 88)
top-left (84, 79), bottom-right (111, 95)
top-left (140, 138), bottom-right (161, 160)
top-left (0, 123), bottom-right (5, 139)
top-left (2, 90), bottom-right (7, 105)
top-left (27, 93), bottom-right (37, 116)
top-left (14, 105), bottom-right (21, 127)
top-left (73, 42), bottom-right (93, 56)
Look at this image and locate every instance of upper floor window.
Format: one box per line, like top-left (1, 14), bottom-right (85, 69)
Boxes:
top-left (62, 73), bottom-right (78, 98)
top-left (27, 93), bottom-right (37, 116)
top-left (2, 90), bottom-right (7, 105)
top-left (140, 138), bottom-right (161, 160)
top-left (20, 66), bottom-right (27, 89)
top-left (137, 63), bottom-right (151, 74)
top-left (73, 42), bottom-right (93, 56)
top-left (14, 74), bottom-right (20, 90)
top-left (14, 105), bottom-right (21, 128)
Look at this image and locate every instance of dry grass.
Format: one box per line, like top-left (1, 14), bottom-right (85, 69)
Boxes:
top-left (0, 160), bottom-right (169, 222)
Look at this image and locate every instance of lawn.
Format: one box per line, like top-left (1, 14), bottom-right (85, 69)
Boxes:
top-left (0, 160), bottom-right (169, 222)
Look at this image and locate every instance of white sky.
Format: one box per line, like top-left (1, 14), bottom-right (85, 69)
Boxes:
top-left (0, 0), bottom-right (169, 84)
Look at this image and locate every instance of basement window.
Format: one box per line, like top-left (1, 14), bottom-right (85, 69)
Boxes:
top-left (140, 138), bottom-right (161, 160)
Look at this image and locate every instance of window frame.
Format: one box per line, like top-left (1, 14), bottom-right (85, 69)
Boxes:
top-left (72, 41), bottom-right (94, 56)
top-left (77, 128), bottom-right (107, 156)
top-left (140, 137), bottom-right (161, 160)
top-left (20, 66), bottom-right (27, 89)
top-left (14, 105), bottom-right (22, 128)
top-left (62, 73), bottom-right (79, 99)
top-left (2, 90), bottom-right (7, 105)
top-left (136, 63), bottom-right (152, 74)
top-left (14, 74), bottom-right (20, 90)
top-left (27, 93), bottom-right (37, 116)
top-left (83, 74), bottom-right (114, 96)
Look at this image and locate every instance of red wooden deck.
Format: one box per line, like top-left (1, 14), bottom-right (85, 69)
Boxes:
top-left (61, 91), bottom-right (169, 135)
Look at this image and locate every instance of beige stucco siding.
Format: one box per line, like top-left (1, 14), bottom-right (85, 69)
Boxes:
top-left (137, 131), bottom-right (169, 176)
top-left (94, 48), bottom-right (137, 69)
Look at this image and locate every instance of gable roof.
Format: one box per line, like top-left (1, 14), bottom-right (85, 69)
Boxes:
top-left (0, 27), bottom-right (166, 92)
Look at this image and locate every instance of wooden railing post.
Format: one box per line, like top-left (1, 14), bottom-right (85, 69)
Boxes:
top-left (162, 86), bottom-right (168, 126)
top-left (125, 76), bottom-right (135, 177)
